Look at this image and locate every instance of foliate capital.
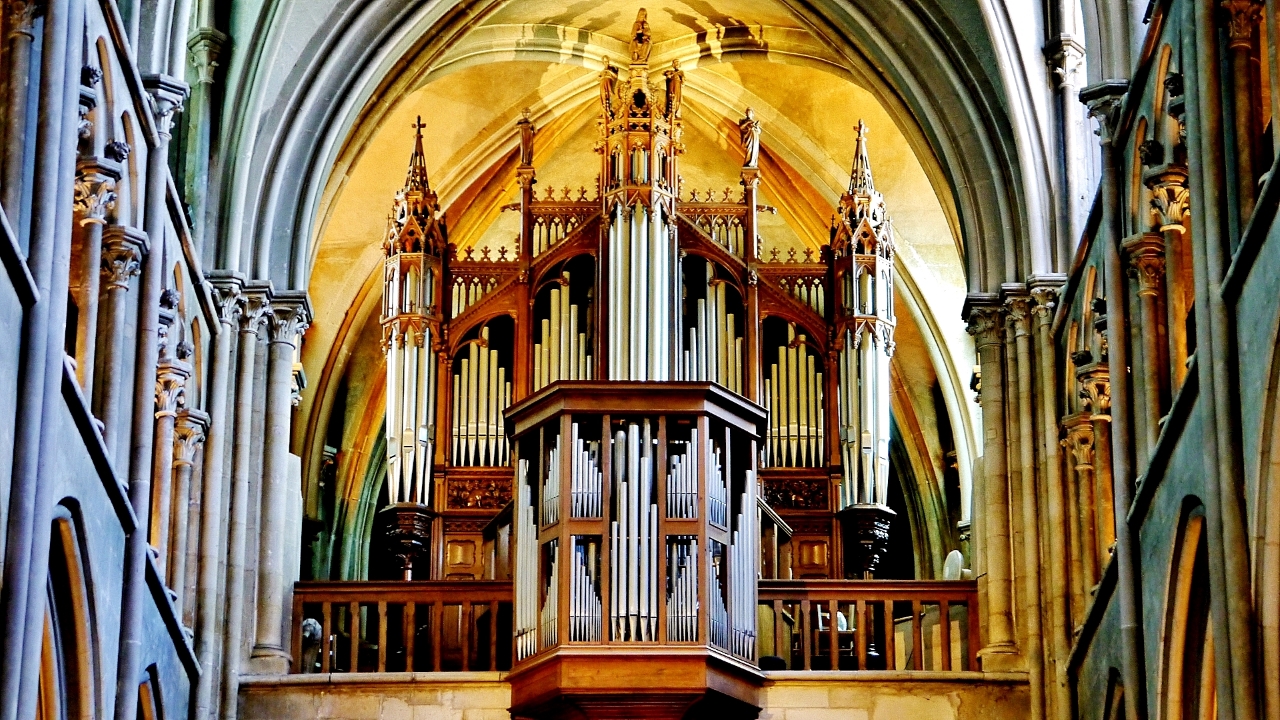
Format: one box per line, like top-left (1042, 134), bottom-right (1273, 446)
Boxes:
top-left (1046, 35), bottom-right (1086, 91)
top-left (207, 272), bottom-right (245, 326)
top-left (1030, 286), bottom-right (1059, 324)
top-left (1060, 414), bottom-right (1096, 469)
top-left (155, 360), bottom-right (192, 419)
top-left (1143, 163), bottom-right (1191, 232)
top-left (1003, 294), bottom-right (1032, 338)
top-left (100, 225), bottom-right (148, 290)
top-left (173, 408), bottom-right (210, 465)
top-left (7, 0), bottom-right (43, 38)
top-left (141, 74), bottom-right (190, 140)
top-left (187, 28), bottom-right (229, 85)
top-left (1123, 233), bottom-right (1167, 296)
top-left (966, 305), bottom-right (1006, 349)
top-left (1077, 364), bottom-right (1112, 417)
top-left (74, 158), bottom-right (122, 225)
top-left (238, 283), bottom-right (271, 336)
top-left (266, 291), bottom-right (312, 346)
top-left (1080, 80), bottom-right (1129, 146)
top-left (1222, 0), bottom-right (1264, 49)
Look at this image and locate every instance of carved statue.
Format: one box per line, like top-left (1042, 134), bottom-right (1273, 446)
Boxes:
top-left (664, 60), bottom-right (684, 118)
top-left (630, 9), bottom-right (652, 64)
top-left (517, 108), bottom-right (535, 166)
top-left (600, 60), bottom-right (619, 118)
top-left (739, 107), bottom-right (762, 167)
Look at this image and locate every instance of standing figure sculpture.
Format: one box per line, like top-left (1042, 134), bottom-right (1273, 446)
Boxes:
top-left (518, 108), bottom-right (535, 166)
top-left (739, 107), bottom-right (762, 167)
top-left (600, 60), bottom-right (619, 119)
top-left (665, 60), bottom-right (684, 118)
top-left (630, 9), bottom-right (652, 64)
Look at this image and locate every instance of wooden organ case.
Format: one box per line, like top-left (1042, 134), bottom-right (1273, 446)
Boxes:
top-left (374, 10), bottom-right (900, 716)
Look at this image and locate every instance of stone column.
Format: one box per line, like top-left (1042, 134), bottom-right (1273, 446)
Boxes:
top-left (249, 291), bottom-right (310, 672)
top-left (70, 157), bottom-right (120, 394)
top-left (170, 407), bottom-right (208, 618)
top-left (1030, 282), bottom-right (1072, 720)
top-left (95, 224), bottom-right (147, 457)
top-left (966, 303), bottom-right (1018, 665)
top-left (193, 273), bottom-right (240, 720)
top-left (182, 27), bottom-right (227, 249)
top-left (1007, 293), bottom-right (1044, 720)
top-left (1, 0), bottom-right (41, 231)
top-left (1061, 414), bottom-right (1099, 591)
top-left (1222, 0), bottom-right (1264, 219)
top-left (1144, 162), bottom-right (1190, 387)
top-left (1122, 232), bottom-right (1168, 464)
top-left (1077, 363), bottom-right (1116, 561)
top-left (150, 318), bottom-right (190, 577)
top-left (1047, 35), bottom-right (1087, 267)
top-left (220, 283), bottom-right (268, 720)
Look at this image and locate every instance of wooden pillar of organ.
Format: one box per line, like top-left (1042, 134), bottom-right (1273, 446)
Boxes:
top-left (505, 383), bottom-right (766, 720)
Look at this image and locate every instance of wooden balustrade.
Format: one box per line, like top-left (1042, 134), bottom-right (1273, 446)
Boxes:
top-left (757, 579), bottom-right (979, 672)
top-left (288, 578), bottom-right (977, 674)
top-left (290, 581), bottom-right (512, 673)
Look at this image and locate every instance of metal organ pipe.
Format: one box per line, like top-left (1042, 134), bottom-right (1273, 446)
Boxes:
top-left (383, 259), bottom-right (439, 504)
top-left (761, 323), bottom-right (823, 468)
top-left (450, 325), bottom-right (512, 466)
top-left (533, 271), bottom-right (594, 391)
top-left (608, 420), bottom-right (660, 641)
top-left (607, 203), bottom-right (671, 381)
top-left (570, 537), bottom-right (601, 641)
top-left (570, 423), bottom-right (602, 518)
top-left (680, 263), bottom-right (743, 394)
top-left (515, 458), bottom-right (538, 660)
top-left (667, 429), bottom-right (698, 519)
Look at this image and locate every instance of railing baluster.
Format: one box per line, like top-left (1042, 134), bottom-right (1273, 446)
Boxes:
top-left (489, 600), bottom-right (499, 672)
top-left (772, 599), bottom-right (784, 668)
top-left (405, 601), bottom-right (416, 672)
top-left (378, 601), bottom-right (388, 672)
top-left (432, 601), bottom-right (443, 672)
top-left (827, 599), bottom-right (839, 670)
top-left (855, 600), bottom-right (867, 670)
top-left (800, 600), bottom-right (811, 670)
top-left (321, 602), bottom-right (332, 673)
top-left (461, 603), bottom-right (472, 671)
top-left (911, 600), bottom-right (924, 670)
top-left (939, 600), bottom-right (951, 671)
top-left (883, 600), bottom-right (895, 671)
top-left (349, 601), bottom-right (360, 672)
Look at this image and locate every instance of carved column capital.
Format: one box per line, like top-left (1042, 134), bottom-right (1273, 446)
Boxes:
top-left (1143, 163), bottom-right (1191, 232)
top-left (187, 28), bottom-right (229, 85)
top-left (1004, 294), bottom-right (1032, 338)
top-left (1046, 35), bottom-right (1086, 90)
top-left (208, 273), bottom-right (244, 327)
top-left (966, 305), bottom-right (1006, 349)
top-left (1077, 363), bottom-right (1112, 419)
top-left (6, 0), bottom-right (43, 39)
top-left (1080, 81), bottom-right (1130, 146)
top-left (1222, 0), bottom-right (1264, 49)
top-left (174, 408), bottom-right (210, 466)
top-left (1030, 286), bottom-right (1059, 326)
top-left (1060, 413), bottom-right (1096, 470)
top-left (142, 74), bottom-right (190, 140)
top-left (100, 225), bottom-right (148, 290)
top-left (74, 158), bottom-right (122, 225)
top-left (265, 291), bottom-right (312, 347)
top-left (1122, 233), bottom-right (1167, 297)
top-left (155, 360), bottom-right (192, 419)
top-left (239, 284), bottom-right (272, 336)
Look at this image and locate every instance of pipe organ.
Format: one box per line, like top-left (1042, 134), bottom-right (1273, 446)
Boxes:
top-left (378, 7), bottom-right (900, 636)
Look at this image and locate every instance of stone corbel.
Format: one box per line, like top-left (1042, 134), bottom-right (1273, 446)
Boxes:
top-left (187, 28), bottom-right (229, 86)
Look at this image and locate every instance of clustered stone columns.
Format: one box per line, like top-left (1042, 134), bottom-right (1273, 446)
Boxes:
top-left (150, 302), bottom-right (191, 580)
top-left (1122, 232), bottom-right (1168, 467)
top-left (1221, 0), bottom-right (1264, 218)
top-left (70, 156), bottom-right (119, 394)
top-left (1143, 156), bottom-right (1190, 388)
top-left (250, 292), bottom-right (311, 673)
top-left (95, 223), bottom-right (146, 457)
top-left (966, 303), bottom-right (1018, 667)
top-left (172, 406), bottom-right (209, 623)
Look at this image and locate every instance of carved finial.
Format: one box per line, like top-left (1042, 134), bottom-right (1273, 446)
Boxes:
top-left (849, 120), bottom-right (875, 194)
top-left (406, 116), bottom-right (430, 191)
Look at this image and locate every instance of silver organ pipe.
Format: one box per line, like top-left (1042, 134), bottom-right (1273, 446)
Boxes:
top-left (533, 271), bottom-right (594, 392)
top-left (609, 421), bottom-right (660, 641)
top-left (570, 537), bottom-right (602, 641)
top-left (707, 440), bottom-right (728, 528)
top-left (666, 429), bottom-right (698, 519)
top-left (728, 470), bottom-right (757, 659)
top-left (383, 285), bottom-right (439, 507)
top-left (665, 537), bottom-right (698, 641)
top-left (450, 325), bottom-right (512, 466)
top-left (679, 263), bottom-right (742, 394)
top-left (569, 423), bottom-right (602, 518)
top-left (515, 458), bottom-right (538, 660)
top-left (540, 539), bottom-right (560, 649)
top-left (761, 323), bottom-right (824, 468)
top-left (542, 434), bottom-right (561, 525)
top-left (607, 203), bottom-right (671, 381)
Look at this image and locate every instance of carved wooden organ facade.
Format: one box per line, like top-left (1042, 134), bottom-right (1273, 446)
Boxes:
top-left (378, 51), bottom-right (898, 586)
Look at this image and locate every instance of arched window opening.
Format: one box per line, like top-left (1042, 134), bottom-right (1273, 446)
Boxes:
top-left (1163, 507), bottom-right (1215, 720)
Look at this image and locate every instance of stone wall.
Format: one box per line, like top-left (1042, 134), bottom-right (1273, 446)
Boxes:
top-left (240, 673), bottom-right (511, 720)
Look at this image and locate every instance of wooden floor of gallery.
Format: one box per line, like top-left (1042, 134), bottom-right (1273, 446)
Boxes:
top-left (239, 671), bottom-right (1029, 720)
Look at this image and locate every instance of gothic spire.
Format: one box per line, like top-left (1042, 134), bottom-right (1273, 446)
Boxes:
top-left (405, 115), bottom-right (431, 192)
top-left (848, 120), bottom-right (874, 194)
